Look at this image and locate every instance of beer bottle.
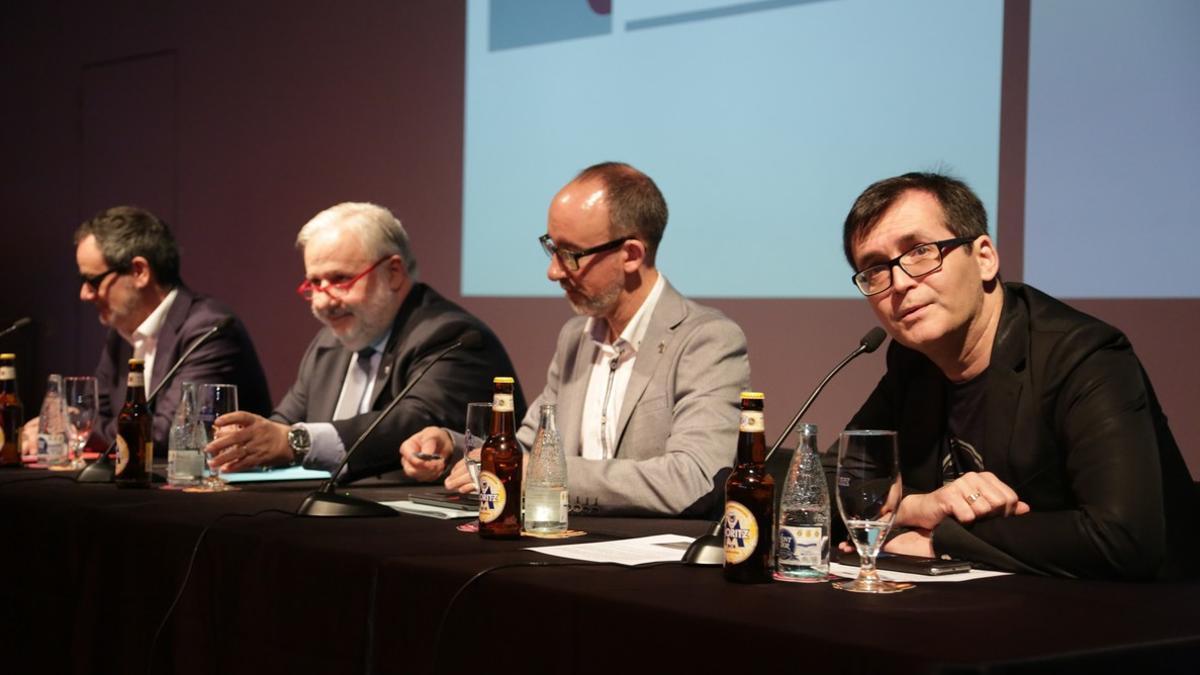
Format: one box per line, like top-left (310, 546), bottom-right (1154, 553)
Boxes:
top-left (723, 392), bottom-right (775, 583)
top-left (115, 359), bottom-right (152, 488)
top-left (0, 354), bottom-right (23, 467)
top-left (479, 376), bottom-right (522, 539)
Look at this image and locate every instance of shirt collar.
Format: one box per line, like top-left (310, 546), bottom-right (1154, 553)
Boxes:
top-left (585, 273), bottom-right (667, 353)
top-left (124, 287), bottom-right (179, 346)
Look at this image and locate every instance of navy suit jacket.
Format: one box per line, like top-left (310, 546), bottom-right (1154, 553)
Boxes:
top-left (95, 285), bottom-right (272, 453)
top-left (271, 283), bottom-right (525, 483)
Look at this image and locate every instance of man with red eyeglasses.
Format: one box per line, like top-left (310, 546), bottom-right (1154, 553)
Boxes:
top-left (206, 202), bottom-right (523, 482)
top-left (835, 172), bottom-right (1195, 579)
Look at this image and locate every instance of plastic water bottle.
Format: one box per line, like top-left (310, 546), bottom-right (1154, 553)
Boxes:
top-left (167, 382), bottom-right (206, 487)
top-left (523, 404), bottom-right (568, 534)
top-left (37, 374), bottom-right (68, 468)
top-left (774, 423), bottom-right (830, 581)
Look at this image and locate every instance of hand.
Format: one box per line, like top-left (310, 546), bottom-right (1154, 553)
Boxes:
top-left (205, 412), bottom-right (291, 473)
top-left (883, 530), bottom-right (935, 557)
top-left (443, 456), bottom-right (478, 494)
top-left (21, 417), bottom-right (39, 458)
top-left (895, 471), bottom-right (1030, 530)
top-left (399, 426), bottom-right (453, 482)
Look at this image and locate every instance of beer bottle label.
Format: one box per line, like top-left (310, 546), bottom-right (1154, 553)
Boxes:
top-left (493, 393), bottom-right (514, 413)
top-left (128, 371), bottom-right (145, 388)
top-left (777, 526), bottom-right (823, 565)
top-left (477, 471), bottom-right (506, 523)
top-left (115, 435), bottom-right (130, 475)
top-left (723, 501), bottom-right (759, 564)
top-left (0, 427), bottom-right (6, 448)
top-left (739, 411), bottom-right (764, 433)
top-left (0, 366), bottom-right (14, 380)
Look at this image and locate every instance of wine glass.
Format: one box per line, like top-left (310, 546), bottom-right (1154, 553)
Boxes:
top-left (456, 402), bottom-right (491, 532)
top-left (832, 429), bottom-right (912, 593)
top-left (193, 383), bottom-right (239, 492)
top-left (62, 376), bottom-right (98, 470)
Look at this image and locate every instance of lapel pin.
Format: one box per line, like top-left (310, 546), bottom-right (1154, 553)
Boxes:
top-left (657, 341), bottom-right (665, 354)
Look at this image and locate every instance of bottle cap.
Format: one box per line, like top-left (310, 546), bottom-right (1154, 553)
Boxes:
top-left (493, 376), bottom-right (515, 384)
top-left (0, 353), bottom-right (14, 360)
top-left (128, 358), bottom-right (145, 367)
top-left (739, 391), bottom-right (764, 400)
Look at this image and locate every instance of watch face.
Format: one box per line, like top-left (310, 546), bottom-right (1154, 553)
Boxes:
top-left (289, 427), bottom-right (310, 451)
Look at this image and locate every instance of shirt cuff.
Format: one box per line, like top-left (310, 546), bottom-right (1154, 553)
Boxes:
top-left (299, 422), bottom-right (346, 472)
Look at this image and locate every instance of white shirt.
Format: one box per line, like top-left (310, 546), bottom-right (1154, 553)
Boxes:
top-left (579, 274), bottom-right (666, 460)
top-left (301, 329), bottom-right (392, 470)
top-left (121, 288), bottom-right (178, 394)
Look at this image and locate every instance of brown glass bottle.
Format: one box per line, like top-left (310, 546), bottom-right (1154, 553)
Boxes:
top-left (479, 376), bottom-right (522, 539)
top-left (723, 392), bottom-right (775, 583)
top-left (115, 359), bottom-right (152, 488)
top-left (0, 354), bottom-right (24, 467)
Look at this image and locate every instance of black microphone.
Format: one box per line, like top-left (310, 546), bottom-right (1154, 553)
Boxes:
top-left (76, 317), bottom-right (235, 484)
top-left (0, 317), bottom-right (32, 339)
top-left (682, 326), bottom-right (888, 565)
top-left (296, 329), bottom-right (483, 517)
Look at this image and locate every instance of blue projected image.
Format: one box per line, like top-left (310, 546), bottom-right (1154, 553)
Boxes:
top-left (463, 0), bottom-right (1003, 298)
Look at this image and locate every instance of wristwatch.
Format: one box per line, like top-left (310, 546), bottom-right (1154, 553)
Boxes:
top-left (288, 425), bottom-right (311, 466)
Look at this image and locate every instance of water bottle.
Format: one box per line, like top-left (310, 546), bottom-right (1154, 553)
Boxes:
top-left (37, 374), bottom-right (68, 468)
top-left (774, 423), bottom-right (830, 581)
top-left (167, 382), bottom-right (206, 487)
top-left (523, 404), bottom-right (568, 534)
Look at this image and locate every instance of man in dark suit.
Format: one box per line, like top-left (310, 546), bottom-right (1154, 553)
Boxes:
top-left (23, 206), bottom-right (271, 454)
top-left (206, 202), bottom-right (522, 482)
top-left (838, 172), bottom-right (1195, 579)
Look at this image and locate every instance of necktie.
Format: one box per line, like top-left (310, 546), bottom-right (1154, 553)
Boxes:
top-left (334, 347), bottom-right (376, 421)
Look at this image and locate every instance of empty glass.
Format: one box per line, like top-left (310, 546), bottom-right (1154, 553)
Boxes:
top-left (833, 430), bottom-right (911, 593)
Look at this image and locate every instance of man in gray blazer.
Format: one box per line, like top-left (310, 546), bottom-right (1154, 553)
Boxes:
top-left (206, 202), bottom-right (523, 482)
top-left (401, 163), bottom-right (750, 516)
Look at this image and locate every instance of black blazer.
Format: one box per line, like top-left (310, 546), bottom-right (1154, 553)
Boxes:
top-left (271, 283), bottom-right (525, 483)
top-left (95, 285), bottom-right (272, 452)
top-left (842, 283), bottom-right (1196, 579)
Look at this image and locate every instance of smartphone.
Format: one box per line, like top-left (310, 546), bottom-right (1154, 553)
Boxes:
top-left (408, 491), bottom-right (480, 511)
top-left (876, 552), bottom-right (972, 575)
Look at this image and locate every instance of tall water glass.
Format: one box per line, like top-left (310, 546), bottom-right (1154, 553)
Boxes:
top-left (62, 376), bottom-right (98, 470)
top-left (196, 383), bottom-right (239, 492)
top-left (459, 402), bottom-right (492, 528)
top-left (833, 430), bottom-right (911, 593)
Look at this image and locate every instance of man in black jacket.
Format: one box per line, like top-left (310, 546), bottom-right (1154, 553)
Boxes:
top-left (206, 202), bottom-right (523, 482)
top-left (839, 172), bottom-right (1195, 579)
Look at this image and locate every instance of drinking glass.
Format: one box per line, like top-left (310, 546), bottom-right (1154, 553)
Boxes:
top-left (194, 383), bottom-right (239, 492)
top-left (832, 430), bottom-right (911, 593)
top-left (61, 376), bottom-right (98, 470)
top-left (457, 402), bottom-right (491, 530)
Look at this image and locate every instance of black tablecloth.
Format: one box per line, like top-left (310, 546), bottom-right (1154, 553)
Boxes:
top-left (1, 468), bottom-right (1197, 674)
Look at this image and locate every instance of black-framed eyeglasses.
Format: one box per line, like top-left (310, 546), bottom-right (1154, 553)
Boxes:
top-left (79, 267), bottom-right (127, 293)
top-left (851, 236), bottom-right (978, 296)
top-left (538, 234), bottom-right (632, 272)
top-left (296, 256), bottom-right (391, 301)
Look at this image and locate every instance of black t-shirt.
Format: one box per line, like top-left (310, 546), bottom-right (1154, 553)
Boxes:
top-left (942, 370), bottom-right (989, 485)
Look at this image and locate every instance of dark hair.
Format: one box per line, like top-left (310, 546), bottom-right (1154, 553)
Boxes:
top-left (74, 206), bottom-right (182, 287)
top-left (842, 172), bottom-right (988, 268)
top-left (574, 161), bottom-right (668, 265)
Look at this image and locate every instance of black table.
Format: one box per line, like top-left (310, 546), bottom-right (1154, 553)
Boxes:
top-left (1, 468), bottom-right (1197, 674)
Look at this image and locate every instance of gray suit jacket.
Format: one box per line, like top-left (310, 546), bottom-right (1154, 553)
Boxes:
top-left (273, 283), bottom-right (525, 483)
top-left (517, 279), bottom-right (750, 517)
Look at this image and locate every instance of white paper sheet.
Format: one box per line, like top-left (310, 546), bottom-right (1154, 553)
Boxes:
top-left (829, 562), bottom-right (1011, 583)
top-left (381, 499), bottom-right (478, 520)
top-left (526, 534), bottom-right (695, 566)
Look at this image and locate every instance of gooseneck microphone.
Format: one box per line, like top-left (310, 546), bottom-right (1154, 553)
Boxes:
top-left (682, 326), bottom-right (888, 565)
top-left (76, 318), bottom-right (235, 484)
top-left (0, 317), bottom-right (32, 339)
top-left (296, 329), bottom-right (484, 517)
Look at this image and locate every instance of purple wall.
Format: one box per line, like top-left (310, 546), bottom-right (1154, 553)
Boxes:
top-left (2, 1), bottom-right (1195, 476)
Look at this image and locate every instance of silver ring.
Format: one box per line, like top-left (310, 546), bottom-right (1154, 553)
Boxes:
top-left (967, 492), bottom-right (982, 504)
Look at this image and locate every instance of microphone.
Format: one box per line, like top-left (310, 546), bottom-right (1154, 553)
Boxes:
top-left (296, 329), bottom-right (484, 517)
top-left (682, 326), bottom-right (888, 565)
top-left (76, 317), bottom-right (235, 483)
top-left (0, 317), bottom-right (32, 339)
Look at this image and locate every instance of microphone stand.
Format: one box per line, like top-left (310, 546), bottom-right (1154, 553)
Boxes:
top-left (77, 320), bottom-right (230, 484)
top-left (682, 328), bottom-right (887, 565)
top-left (296, 334), bottom-right (475, 517)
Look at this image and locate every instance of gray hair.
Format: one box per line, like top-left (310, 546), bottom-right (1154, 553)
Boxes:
top-left (296, 202), bottom-right (419, 279)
